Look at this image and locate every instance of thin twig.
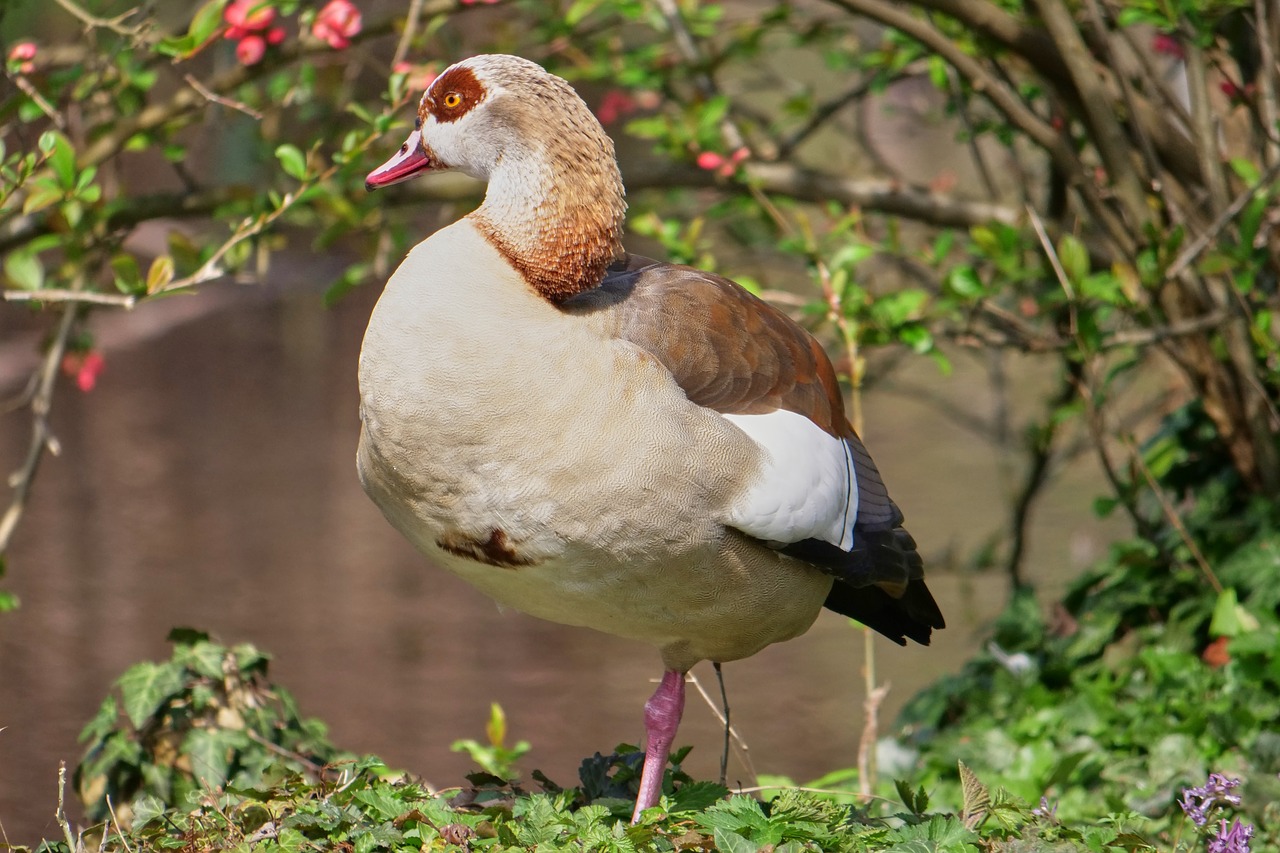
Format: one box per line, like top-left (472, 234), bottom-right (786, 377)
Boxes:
top-left (106, 797), bottom-right (135, 853)
top-left (52, 0), bottom-right (147, 37)
top-left (6, 73), bottom-right (68, 129)
top-left (685, 669), bottom-right (756, 786)
top-left (778, 77), bottom-right (874, 157)
top-left (1122, 435), bottom-right (1222, 592)
top-left (856, 676), bottom-right (888, 800)
top-left (1028, 205), bottom-right (1079, 339)
top-left (712, 662), bottom-right (730, 786)
top-left (56, 762), bottom-right (80, 853)
top-left (1003, 374), bottom-right (1076, 588)
top-left (392, 0), bottom-right (427, 68)
top-left (243, 729), bottom-right (327, 775)
top-left (0, 303), bottom-right (78, 559)
top-left (1166, 160), bottom-right (1280, 278)
top-left (4, 289), bottom-right (137, 308)
top-left (183, 74), bottom-right (264, 120)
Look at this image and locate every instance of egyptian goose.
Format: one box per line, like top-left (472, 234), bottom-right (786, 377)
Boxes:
top-left (359, 54), bottom-right (943, 823)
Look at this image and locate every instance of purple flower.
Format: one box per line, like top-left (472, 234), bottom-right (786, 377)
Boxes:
top-left (1180, 774), bottom-right (1243, 826)
top-left (1032, 796), bottom-right (1057, 820)
top-left (1207, 819), bottom-right (1253, 853)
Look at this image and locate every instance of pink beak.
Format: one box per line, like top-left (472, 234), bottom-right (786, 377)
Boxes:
top-left (365, 130), bottom-right (434, 190)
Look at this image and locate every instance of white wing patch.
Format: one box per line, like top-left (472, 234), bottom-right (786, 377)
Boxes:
top-left (724, 409), bottom-right (858, 550)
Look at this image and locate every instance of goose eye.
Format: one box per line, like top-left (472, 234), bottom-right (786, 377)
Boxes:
top-left (442, 92), bottom-right (463, 109)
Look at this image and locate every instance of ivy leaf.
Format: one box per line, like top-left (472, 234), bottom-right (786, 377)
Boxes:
top-left (183, 728), bottom-right (237, 789)
top-left (117, 661), bottom-right (185, 729)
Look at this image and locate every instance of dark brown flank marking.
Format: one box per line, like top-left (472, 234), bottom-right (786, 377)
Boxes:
top-left (437, 528), bottom-right (534, 568)
top-left (420, 65), bottom-right (487, 126)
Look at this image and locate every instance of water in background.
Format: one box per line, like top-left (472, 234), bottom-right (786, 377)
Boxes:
top-left (0, 249), bottom-right (1121, 845)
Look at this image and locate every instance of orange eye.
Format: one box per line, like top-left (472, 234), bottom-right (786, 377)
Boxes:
top-left (442, 92), bottom-right (462, 109)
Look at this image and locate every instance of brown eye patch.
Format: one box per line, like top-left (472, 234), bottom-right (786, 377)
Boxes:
top-left (423, 65), bottom-right (486, 124)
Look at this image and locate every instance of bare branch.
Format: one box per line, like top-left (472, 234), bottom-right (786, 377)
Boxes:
top-left (1029, 0), bottom-right (1147, 225)
top-left (1185, 42), bottom-right (1229, 212)
top-left (1166, 160), bottom-right (1280, 278)
top-left (912, 0), bottom-right (1201, 185)
top-left (4, 289), bottom-right (137, 308)
top-left (728, 162), bottom-right (1021, 227)
top-left (778, 77), bottom-right (874, 158)
top-left (391, 0), bottom-right (428, 68)
top-left (183, 74), bottom-right (264, 121)
top-left (0, 302), bottom-right (79, 559)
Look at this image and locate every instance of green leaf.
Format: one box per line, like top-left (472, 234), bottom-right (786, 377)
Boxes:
top-left (959, 762), bottom-right (990, 830)
top-left (111, 254), bottom-right (144, 295)
top-left (944, 265), bottom-right (983, 299)
top-left (1228, 157), bottom-right (1260, 184)
top-left (1209, 587), bottom-right (1259, 637)
top-left (565, 0), bottom-right (600, 26)
top-left (713, 828), bottom-right (760, 853)
top-left (486, 702), bottom-right (507, 747)
top-left (275, 144), bottom-right (308, 180)
top-left (22, 178), bottom-right (63, 214)
top-left (4, 248), bottom-right (44, 290)
top-left (183, 728), bottom-right (235, 788)
top-left (187, 0), bottom-right (225, 47)
top-left (1056, 234), bottom-right (1089, 284)
top-left (46, 132), bottom-right (77, 189)
top-left (78, 694), bottom-right (120, 745)
top-left (146, 255), bottom-right (175, 293)
top-left (117, 660), bottom-right (185, 729)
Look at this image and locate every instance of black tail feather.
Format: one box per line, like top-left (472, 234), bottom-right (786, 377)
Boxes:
top-left (778, 527), bottom-right (944, 646)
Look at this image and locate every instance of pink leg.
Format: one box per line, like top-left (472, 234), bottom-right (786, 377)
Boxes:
top-left (631, 669), bottom-right (686, 823)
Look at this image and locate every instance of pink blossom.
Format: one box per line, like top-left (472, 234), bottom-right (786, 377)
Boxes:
top-left (1220, 79), bottom-right (1254, 103)
top-left (224, 0), bottom-right (276, 39)
top-left (7, 41), bottom-right (36, 73)
top-left (696, 147), bottom-right (749, 177)
top-left (236, 33), bottom-right (266, 65)
top-left (459, 0), bottom-right (500, 5)
top-left (393, 61), bottom-right (438, 92)
top-left (1151, 33), bottom-right (1185, 60)
top-left (312, 0), bottom-right (362, 50)
top-left (596, 89), bottom-right (637, 124)
top-left (266, 26), bottom-right (286, 45)
top-left (62, 351), bottom-right (105, 393)
top-left (696, 151), bottom-right (725, 171)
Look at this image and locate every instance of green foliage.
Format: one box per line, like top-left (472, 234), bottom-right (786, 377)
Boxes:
top-left (895, 443), bottom-right (1280, 840)
top-left (74, 628), bottom-right (351, 827)
top-left (33, 634), bottom-right (1203, 852)
top-left (451, 702), bottom-right (531, 782)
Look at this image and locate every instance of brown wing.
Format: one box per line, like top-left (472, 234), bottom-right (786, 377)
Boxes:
top-left (565, 255), bottom-right (944, 645)
top-left (571, 254), bottom-right (902, 530)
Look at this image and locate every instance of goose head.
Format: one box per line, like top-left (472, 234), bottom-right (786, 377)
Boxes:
top-left (366, 54), bottom-right (627, 301)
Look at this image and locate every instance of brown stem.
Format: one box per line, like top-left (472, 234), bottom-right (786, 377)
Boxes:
top-left (1029, 0), bottom-right (1148, 227)
top-left (0, 303), bottom-right (79, 558)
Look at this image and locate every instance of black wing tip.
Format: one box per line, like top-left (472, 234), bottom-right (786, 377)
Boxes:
top-left (823, 577), bottom-right (945, 647)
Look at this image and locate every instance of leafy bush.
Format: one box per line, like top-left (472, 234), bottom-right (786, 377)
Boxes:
top-left (19, 630), bottom-right (1265, 852)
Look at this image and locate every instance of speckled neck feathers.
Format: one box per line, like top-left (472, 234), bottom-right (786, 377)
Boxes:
top-left (461, 60), bottom-right (627, 303)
